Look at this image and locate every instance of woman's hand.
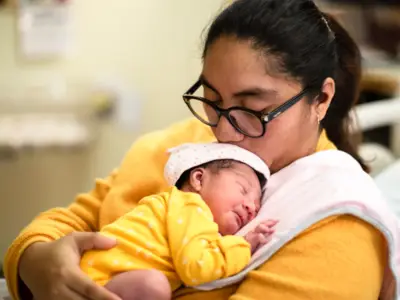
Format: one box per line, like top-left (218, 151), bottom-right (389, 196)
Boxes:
top-left (18, 232), bottom-right (121, 300)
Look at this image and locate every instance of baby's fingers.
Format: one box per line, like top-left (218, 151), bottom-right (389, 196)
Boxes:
top-left (261, 220), bottom-right (279, 227)
top-left (258, 233), bottom-right (273, 245)
top-left (254, 224), bottom-right (275, 234)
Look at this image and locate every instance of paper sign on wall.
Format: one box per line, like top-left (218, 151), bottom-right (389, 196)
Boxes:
top-left (17, 0), bottom-right (73, 60)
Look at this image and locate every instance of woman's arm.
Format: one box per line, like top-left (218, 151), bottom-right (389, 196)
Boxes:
top-left (174, 215), bottom-right (386, 300)
top-left (4, 118), bottom-right (214, 300)
top-left (4, 130), bottom-right (155, 299)
top-left (4, 170), bottom-right (118, 300)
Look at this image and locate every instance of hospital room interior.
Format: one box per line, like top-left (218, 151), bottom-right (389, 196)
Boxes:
top-left (0, 0), bottom-right (400, 294)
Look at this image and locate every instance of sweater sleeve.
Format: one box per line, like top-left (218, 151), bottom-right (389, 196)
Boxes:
top-left (4, 118), bottom-right (215, 300)
top-left (173, 215), bottom-right (386, 300)
top-left (3, 169), bottom-right (119, 300)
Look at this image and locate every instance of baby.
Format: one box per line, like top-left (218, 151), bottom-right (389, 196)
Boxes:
top-left (81, 143), bottom-right (276, 300)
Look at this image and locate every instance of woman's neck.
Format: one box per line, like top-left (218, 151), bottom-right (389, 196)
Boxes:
top-left (269, 130), bottom-right (330, 174)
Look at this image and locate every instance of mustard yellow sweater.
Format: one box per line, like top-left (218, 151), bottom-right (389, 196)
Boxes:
top-left (5, 118), bottom-right (385, 300)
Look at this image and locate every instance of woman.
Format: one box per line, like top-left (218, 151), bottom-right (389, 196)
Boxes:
top-left (4, 0), bottom-right (389, 299)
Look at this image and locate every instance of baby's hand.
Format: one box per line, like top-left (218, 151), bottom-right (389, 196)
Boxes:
top-left (244, 220), bottom-right (278, 254)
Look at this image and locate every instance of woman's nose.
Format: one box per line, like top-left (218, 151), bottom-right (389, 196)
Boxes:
top-left (214, 116), bottom-right (244, 143)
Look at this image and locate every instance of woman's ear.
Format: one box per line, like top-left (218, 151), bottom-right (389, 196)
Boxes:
top-left (316, 77), bottom-right (335, 121)
top-left (189, 168), bottom-right (204, 192)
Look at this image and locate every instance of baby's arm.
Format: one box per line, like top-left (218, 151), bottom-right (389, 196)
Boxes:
top-left (167, 193), bottom-right (275, 286)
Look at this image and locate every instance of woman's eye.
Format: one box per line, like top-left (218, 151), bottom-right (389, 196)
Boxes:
top-left (248, 105), bottom-right (270, 114)
top-left (203, 87), bottom-right (217, 97)
top-left (203, 94), bottom-right (221, 104)
top-left (204, 95), bottom-right (222, 105)
top-left (211, 99), bottom-right (222, 106)
top-left (244, 96), bottom-right (277, 112)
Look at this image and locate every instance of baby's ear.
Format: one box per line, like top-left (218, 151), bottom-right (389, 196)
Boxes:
top-left (189, 167), bottom-right (204, 192)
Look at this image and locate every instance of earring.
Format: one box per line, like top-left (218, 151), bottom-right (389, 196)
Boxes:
top-left (317, 113), bottom-right (321, 125)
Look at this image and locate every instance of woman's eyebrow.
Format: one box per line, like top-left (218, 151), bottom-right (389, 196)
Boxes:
top-left (233, 88), bottom-right (278, 99)
top-left (199, 74), bottom-right (278, 99)
top-left (199, 75), bottom-right (220, 95)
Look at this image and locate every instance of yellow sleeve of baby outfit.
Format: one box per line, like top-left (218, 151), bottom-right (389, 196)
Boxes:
top-left (167, 189), bottom-right (251, 287)
top-left (80, 194), bottom-right (169, 286)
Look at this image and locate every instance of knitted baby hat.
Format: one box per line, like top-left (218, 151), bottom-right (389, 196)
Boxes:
top-left (164, 142), bottom-right (270, 188)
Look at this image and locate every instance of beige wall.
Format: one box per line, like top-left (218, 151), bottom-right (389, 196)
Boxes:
top-left (0, 0), bottom-right (228, 260)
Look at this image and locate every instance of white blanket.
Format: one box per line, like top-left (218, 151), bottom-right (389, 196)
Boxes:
top-left (375, 159), bottom-right (400, 217)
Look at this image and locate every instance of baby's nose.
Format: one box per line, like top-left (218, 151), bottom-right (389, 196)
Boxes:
top-left (244, 202), bottom-right (256, 220)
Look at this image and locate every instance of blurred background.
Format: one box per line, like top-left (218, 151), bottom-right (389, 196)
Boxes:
top-left (0, 0), bottom-right (400, 272)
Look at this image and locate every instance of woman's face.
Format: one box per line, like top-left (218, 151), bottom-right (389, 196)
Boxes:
top-left (202, 36), bottom-right (331, 172)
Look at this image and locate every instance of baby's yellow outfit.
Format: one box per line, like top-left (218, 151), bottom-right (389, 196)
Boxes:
top-left (80, 186), bottom-right (251, 290)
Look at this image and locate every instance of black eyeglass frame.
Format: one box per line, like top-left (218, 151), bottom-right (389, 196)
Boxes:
top-left (182, 79), bottom-right (310, 138)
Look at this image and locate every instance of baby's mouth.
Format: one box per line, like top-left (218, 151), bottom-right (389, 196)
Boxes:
top-left (234, 212), bottom-right (243, 227)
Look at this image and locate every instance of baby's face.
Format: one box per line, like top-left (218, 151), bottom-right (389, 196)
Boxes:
top-left (199, 162), bottom-right (262, 235)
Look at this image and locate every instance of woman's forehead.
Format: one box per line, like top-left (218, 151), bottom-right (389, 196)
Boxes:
top-left (203, 37), bottom-right (265, 78)
top-left (202, 36), bottom-right (301, 98)
top-left (199, 74), bottom-right (278, 100)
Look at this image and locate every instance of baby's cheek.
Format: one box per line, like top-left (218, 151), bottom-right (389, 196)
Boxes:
top-left (220, 214), bottom-right (240, 235)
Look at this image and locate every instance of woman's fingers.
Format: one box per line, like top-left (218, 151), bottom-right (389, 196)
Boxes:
top-left (70, 232), bottom-right (117, 254)
top-left (18, 233), bottom-right (119, 300)
top-left (68, 268), bottom-right (121, 300)
top-left (59, 286), bottom-right (93, 300)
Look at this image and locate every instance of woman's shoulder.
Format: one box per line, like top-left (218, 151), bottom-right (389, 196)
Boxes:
top-left (135, 118), bottom-right (215, 150)
top-left (304, 214), bottom-right (384, 239)
top-left (285, 215), bottom-right (386, 298)
top-left (115, 118), bottom-right (215, 188)
top-left (302, 215), bottom-right (386, 293)
top-left (275, 149), bottom-right (381, 203)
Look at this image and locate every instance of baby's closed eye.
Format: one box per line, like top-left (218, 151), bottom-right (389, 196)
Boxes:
top-left (241, 186), bottom-right (248, 195)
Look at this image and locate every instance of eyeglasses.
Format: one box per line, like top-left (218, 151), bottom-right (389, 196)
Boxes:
top-left (183, 79), bottom-right (310, 138)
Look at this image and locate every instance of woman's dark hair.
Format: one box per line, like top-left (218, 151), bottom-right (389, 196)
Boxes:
top-left (203, 0), bottom-right (368, 172)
